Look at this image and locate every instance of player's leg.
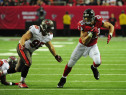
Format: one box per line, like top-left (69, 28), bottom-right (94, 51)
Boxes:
top-left (89, 44), bottom-right (101, 80)
top-left (57, 43), bottom-right (85, 88)
top-left (17, 44), bottom-right (32, 88)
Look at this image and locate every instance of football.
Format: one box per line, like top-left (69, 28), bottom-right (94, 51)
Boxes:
top-left (91, 27), bottom-right (99, 38)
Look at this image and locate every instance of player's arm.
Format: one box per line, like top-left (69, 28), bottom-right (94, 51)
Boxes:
top-left (102, 21), bottom-right (114, 35)
top-left (20, 30), bottom-right (33, 47)
top-left (80, 30), bottom-right (93, 45)
top-left (45, 41), bottom-right (62, 62)
top-left (1, 75), bottom-right (18, 85)
top-left (45, 41), bottom-right (57, 57)
top-left (102, 21), bottom-right (114, 44)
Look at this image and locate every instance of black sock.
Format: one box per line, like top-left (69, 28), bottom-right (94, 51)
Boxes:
top-left (7, 67), bottom-right (16, 74)
top-left (21, 65), bottom-right (30, 78)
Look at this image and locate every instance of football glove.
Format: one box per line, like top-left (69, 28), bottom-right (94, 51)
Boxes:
top-left (55, 55), bottom-right (63, 62)
top-left (107, 33), bottom-right (112, 44)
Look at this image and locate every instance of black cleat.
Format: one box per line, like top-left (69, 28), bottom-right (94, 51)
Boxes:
top-left (57, 77), bottom-right (66, 88)
top-left (91, 65), bottom-right (100, 80)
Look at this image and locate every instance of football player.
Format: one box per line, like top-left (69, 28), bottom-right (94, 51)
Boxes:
top-left (1, 19), bottom-right (63, 88)
top-left (0, 56), bottom-right (18, 85)
top-left (57, 9), bottom-right (114, 88)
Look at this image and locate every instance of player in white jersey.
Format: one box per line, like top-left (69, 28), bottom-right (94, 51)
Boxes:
top-left (0, 19), bottom-right (63, 88)
top-left (0, 56), bottom-right (18, 85)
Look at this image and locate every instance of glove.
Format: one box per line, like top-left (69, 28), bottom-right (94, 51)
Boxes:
top-left (107, 33), bottom-right (112, 44)
top-left (55, 55), bottom-right (63, 62)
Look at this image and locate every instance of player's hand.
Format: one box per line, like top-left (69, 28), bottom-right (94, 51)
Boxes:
top-left (55, 55), bottom-right (63, 63)
top-left (107, 34), bottom-right (112, 44)
top-left (20, 45), bottom-right (25, 51)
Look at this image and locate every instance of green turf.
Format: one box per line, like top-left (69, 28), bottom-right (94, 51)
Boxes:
top-left (0, 37), bottom-right (126, 95)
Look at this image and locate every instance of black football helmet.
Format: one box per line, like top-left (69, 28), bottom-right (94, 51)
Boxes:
top-left (8, 56), bottom-right (17, 67)
top-left (40, 19), bottom-right (54, 34)
top-left (83, 9), bottom-right (95, 25)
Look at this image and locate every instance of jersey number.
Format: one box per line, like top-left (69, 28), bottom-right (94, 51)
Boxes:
top-left (30, 40), bottom-right (44, 49)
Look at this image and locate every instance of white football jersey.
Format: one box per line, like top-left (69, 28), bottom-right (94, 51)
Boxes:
top-left (22, 25), bottom-right (53, 53)
top-left (0, 59), bottom-right (9, 71)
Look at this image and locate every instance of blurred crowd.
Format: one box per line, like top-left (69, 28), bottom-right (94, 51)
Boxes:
top-left (0, 0), bottom-right (126, 6)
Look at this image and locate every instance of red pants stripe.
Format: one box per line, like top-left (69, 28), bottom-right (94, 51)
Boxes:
top-left (18, 44), bottom-right (30, 66)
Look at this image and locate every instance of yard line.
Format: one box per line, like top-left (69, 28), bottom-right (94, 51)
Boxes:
top-left (30, 68), bottom-right (126, 71)
top-left (33, 56), bottom-right (126, 58)
top-left (52, 42), bottom-right (74, 44)
top-left (1, 48), bottom-right (126, 51)
top-left (7, 80), bottom-right (126, 83)
top-left (11, 74), bottom-right (126, 75)
top-left (33, 60), bottom-right (126, 62)
top-left (0, 89), bottom-right (126, 91)
top-left (32, 64), bottom-right (126, 66)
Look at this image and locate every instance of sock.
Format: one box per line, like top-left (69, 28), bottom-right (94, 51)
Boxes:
top-left (7, 67), bottom-right (16, 74)
top-left (63, 64), bottom-right (72, 77)
top-left (21, 65), bottom-right (30, 78)
top-left (20, 77), bottom-right (26, 82)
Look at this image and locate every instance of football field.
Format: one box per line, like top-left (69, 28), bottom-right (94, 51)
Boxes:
top-left (0, 37), bottom-right (126, 95)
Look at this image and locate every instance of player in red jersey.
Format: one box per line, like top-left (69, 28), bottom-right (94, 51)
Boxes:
top-left (0, 56), bottom-right (18, 86)
top-left (57, 9), bottom-right (114, 88)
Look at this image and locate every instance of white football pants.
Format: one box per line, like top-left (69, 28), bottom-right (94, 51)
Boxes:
top-left (67, 42), bottom-right (101, 67)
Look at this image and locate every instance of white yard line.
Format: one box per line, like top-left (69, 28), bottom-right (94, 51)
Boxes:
top-left (11, 74), bottom-right (126, 75)
top-left (0, 89), bottom-right (126, 91)
top-left (30, 68), bottom-right (126, 71)
top-left (32, 64), bottom-right (126, 66)
top-left (7, 80), bottom-right (126, 83)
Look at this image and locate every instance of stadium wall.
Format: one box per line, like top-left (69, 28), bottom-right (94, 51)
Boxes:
top-left (0, 6), bottom-right (125, 36)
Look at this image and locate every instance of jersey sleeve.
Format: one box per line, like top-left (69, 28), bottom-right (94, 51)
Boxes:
top-left (29, 25), bottom-right (39, 36)
top-left (95, 15), bottom-right (104, 28)
top-left (48, 34), bottom-right (53, 41)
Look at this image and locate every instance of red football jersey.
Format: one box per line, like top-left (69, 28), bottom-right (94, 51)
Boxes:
top-left (78, 15), bottom-right (104, 47)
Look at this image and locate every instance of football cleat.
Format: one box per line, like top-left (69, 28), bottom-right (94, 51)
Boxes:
top-left (18, 82), bottom-right (28, 88)
top-left (57, 77), bottom-right (66, 88)
top-left (91, 65), bottom-right (99, 80)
